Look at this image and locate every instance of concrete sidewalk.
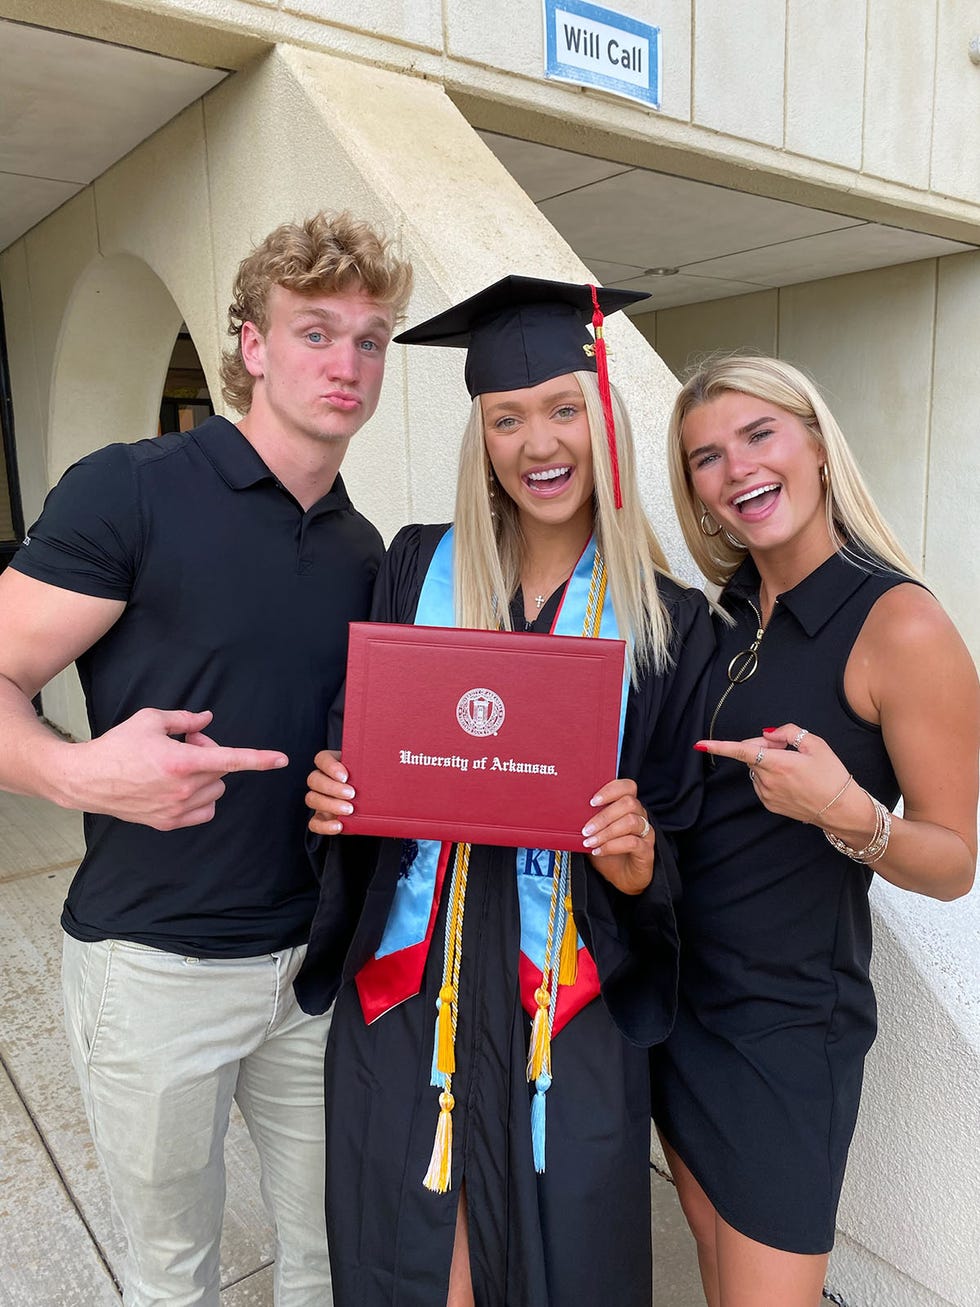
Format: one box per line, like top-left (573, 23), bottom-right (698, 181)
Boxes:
top-left (0, 790), bottom-right (276, 1306)
top-left (0, 787), bottom-right (702, 1307)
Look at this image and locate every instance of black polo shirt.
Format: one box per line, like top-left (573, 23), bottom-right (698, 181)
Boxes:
top-left (11, 416), bottom-right (383, 955)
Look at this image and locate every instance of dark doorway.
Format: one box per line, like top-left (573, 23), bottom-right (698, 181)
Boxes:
top-left (0, 285), bottom-right (26, 577)
top-left (159, 327), bottom-right (213, 435)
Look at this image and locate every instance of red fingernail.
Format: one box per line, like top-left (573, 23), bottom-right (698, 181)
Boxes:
top-left (762, 728), bottom-right (777, 734)
top-left (693, 743), bottom-right (708, 752)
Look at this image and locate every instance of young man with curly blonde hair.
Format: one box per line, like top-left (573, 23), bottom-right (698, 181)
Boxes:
top-left (0, 212), bottom-right (412, 1306)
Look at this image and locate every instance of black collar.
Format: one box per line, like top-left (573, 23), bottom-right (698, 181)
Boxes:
top-left (723, 550), bottom-right (898, 639)
top-left (191, 416), bottom-right (352, 512)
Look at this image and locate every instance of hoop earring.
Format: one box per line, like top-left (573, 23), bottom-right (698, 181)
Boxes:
top-left (488, 467), bottom-right (500, 521)
top-left (820, 464), bottom-right (829, 490)
top-left (699, 510), bottom-right (722, 538)
top-left (723, 530), bottom-right (747, 550)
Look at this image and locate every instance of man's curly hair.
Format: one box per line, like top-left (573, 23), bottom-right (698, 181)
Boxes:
top-left (220, 212), bottom-right (414, 413)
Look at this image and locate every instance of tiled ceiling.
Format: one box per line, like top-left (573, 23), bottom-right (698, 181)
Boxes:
top-left (0, 19), bottom-right (974, 311)
top-left (479, 131), bottom-right (977, 312)
top-left (0, 18), bottom-right (227, 251)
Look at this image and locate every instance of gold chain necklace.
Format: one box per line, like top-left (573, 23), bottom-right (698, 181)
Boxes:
top-left (707, 597), bottom-right (776, 742)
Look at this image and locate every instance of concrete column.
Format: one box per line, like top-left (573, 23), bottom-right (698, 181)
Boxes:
top-left (201, 44), bottom-right (688, 566)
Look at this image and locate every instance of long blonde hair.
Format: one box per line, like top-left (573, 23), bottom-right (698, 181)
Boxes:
top-left (666, 354), bottom-right (920, 587)
top-left (453, 371), bottom-right (679, 678)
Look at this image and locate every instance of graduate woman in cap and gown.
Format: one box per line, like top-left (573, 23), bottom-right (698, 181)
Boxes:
top-left (296, 277), bottom-right (715, 1307)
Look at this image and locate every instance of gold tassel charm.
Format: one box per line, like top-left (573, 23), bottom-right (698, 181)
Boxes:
top-left (422, 1088), bottom-right (455, 1193)
top-left (435, 982), bottom-right (456, 1075)
top-left (558, 892), bottom-right (578, 986)
top-left (526, 985), bottom-right (552, 1081)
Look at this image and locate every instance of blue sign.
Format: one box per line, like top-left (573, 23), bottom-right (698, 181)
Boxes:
top-left (543, 0), bottom-right (661, 108)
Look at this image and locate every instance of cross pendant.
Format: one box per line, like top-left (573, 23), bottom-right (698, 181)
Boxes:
top-left (534, 594), bottom-right (546, 609)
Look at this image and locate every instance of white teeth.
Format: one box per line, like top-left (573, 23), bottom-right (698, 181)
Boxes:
top-left (528, 466), bottom-right (570, 482)
top-left (733, 483), bottom-right (780, 506)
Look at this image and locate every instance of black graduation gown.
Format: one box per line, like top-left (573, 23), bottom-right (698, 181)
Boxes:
top-left (295, 524), bottom-right (715, 1307)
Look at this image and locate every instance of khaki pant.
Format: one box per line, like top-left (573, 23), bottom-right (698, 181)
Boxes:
top-left (62, 935), bottom-right (330, 1307)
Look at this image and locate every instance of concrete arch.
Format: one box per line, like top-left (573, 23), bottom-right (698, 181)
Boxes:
top-left (48, 252), bottom-right (185, 482)
top-left (41, 253), bottom-right (187, 739)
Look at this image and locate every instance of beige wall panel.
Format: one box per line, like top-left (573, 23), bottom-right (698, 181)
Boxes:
top-left (391, 258), bottom-right (470, 536)
top-left (21, 190), bottom-right (100, 438)
top-left (0, 241), bottom-right (46, 527)
top-left (232, 45), bottom-right (689, 565)
top-left (0, 0), bottom-right (270, 67)
top-left (693, 0), bottom-right (784, 146)
top-left (200, 49), bottom-right (415, 534)
top-left (931, 0), bottom-right (980, 204)
top-left (778, 262), bottom-right (936, 565)
top-left (94, 100), bottom-right (220, 393)
top-left (641, 290), bottom-right (779, 380)
top-left (282, 0), bottom-right (442, 50)
top-left (828, 1234), bottom-right (962, 1307)
top-left (837, 903), bottom-right (980, 1307)
top-left (785, 0), bottom-right (865, 169)
top-left (926, 251), bottom-right (980, 657)
top-left (863, 0), bottom-right (936, 189)
top-left (47, 256), bottom-right (184, 479)
top-left (446, 0), bottom-right (693, 123)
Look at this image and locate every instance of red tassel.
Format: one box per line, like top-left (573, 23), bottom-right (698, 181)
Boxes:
top-left (590, 285), bottom-right (622, 510)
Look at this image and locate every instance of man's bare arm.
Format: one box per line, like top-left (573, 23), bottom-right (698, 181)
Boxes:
top-left (0, 568), bottom-right (288, 829)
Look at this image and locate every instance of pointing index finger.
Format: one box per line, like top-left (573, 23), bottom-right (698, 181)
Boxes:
top-left (191, 746), bottom-right (289, 775)
top-left (694, 737), bottom-right (767, 766)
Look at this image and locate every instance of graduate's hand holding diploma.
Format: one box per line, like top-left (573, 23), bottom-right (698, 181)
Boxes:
top-left (309, 749), bottom-right (654, 894)
top-left (582, 777), bottom-right (654, 896)
top-left (306, 749), bottom-right (355, 836)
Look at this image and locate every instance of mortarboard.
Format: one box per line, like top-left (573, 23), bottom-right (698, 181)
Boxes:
top-left (394, 276), bottom-right (650, 508)
top-left (394, 274), bottom-right (648, 397)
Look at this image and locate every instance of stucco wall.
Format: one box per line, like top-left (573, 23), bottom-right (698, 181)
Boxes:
top-left (3, 0), bottom-right (980, 241)
top-left (642, 253), bottom-right (980, 664)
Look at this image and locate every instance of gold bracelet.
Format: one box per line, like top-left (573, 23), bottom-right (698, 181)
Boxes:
top-left (824, 791), bottom-right (892, 865)
top-left (814, 773), bottom-right (854, 820)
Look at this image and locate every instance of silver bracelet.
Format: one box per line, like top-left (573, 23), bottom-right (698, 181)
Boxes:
top-left (824, 790), bottom-right (891, 865)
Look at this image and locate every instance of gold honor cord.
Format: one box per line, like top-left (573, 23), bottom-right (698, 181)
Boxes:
top-left (422, 840), bottom-right (470, 1193)
top-left (422, 549), bottom-right (608, 1191)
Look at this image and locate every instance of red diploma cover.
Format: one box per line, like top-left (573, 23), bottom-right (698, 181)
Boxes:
top-left (341, 622), bottom-right (627, 850)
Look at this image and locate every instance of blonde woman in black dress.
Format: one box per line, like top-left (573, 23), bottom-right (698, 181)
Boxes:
top-left (652, 355), bottom-right (978, 1307)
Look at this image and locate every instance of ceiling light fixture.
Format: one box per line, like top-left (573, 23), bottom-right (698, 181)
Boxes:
top-left (644, 267), bottom-right (679, 276)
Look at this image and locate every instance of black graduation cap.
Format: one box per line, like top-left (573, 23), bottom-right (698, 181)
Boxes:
top-left (393, 275), bottom-right (649, 399)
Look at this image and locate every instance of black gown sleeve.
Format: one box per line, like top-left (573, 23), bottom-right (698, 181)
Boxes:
top-left (573, 583), bottom-right (715, 1046)
top-left (295, 524), bottom-right (450, 1014)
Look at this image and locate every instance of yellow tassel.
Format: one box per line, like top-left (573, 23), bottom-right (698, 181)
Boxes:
top-left (422, 1089), bottom-right (454, 1193)
top-left (526, 986), bottom-right (552, 1081)
top-left (435, 983), bottom-right (456, 1076)
top-left (558, 893), bottom-right (578, 986)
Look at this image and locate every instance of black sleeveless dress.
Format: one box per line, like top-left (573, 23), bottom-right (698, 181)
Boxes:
top-left (651, 550), bottom-right (915, 1255)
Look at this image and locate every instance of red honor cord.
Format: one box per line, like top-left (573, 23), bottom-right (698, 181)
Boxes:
top-left (589, 285), bottom-right (623, 509)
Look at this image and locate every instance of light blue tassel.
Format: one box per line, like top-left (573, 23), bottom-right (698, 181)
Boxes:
top-left (531, 1071), bottom-right (552, 1173)
top-left (430, 996), bottom-right (446, 1088)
